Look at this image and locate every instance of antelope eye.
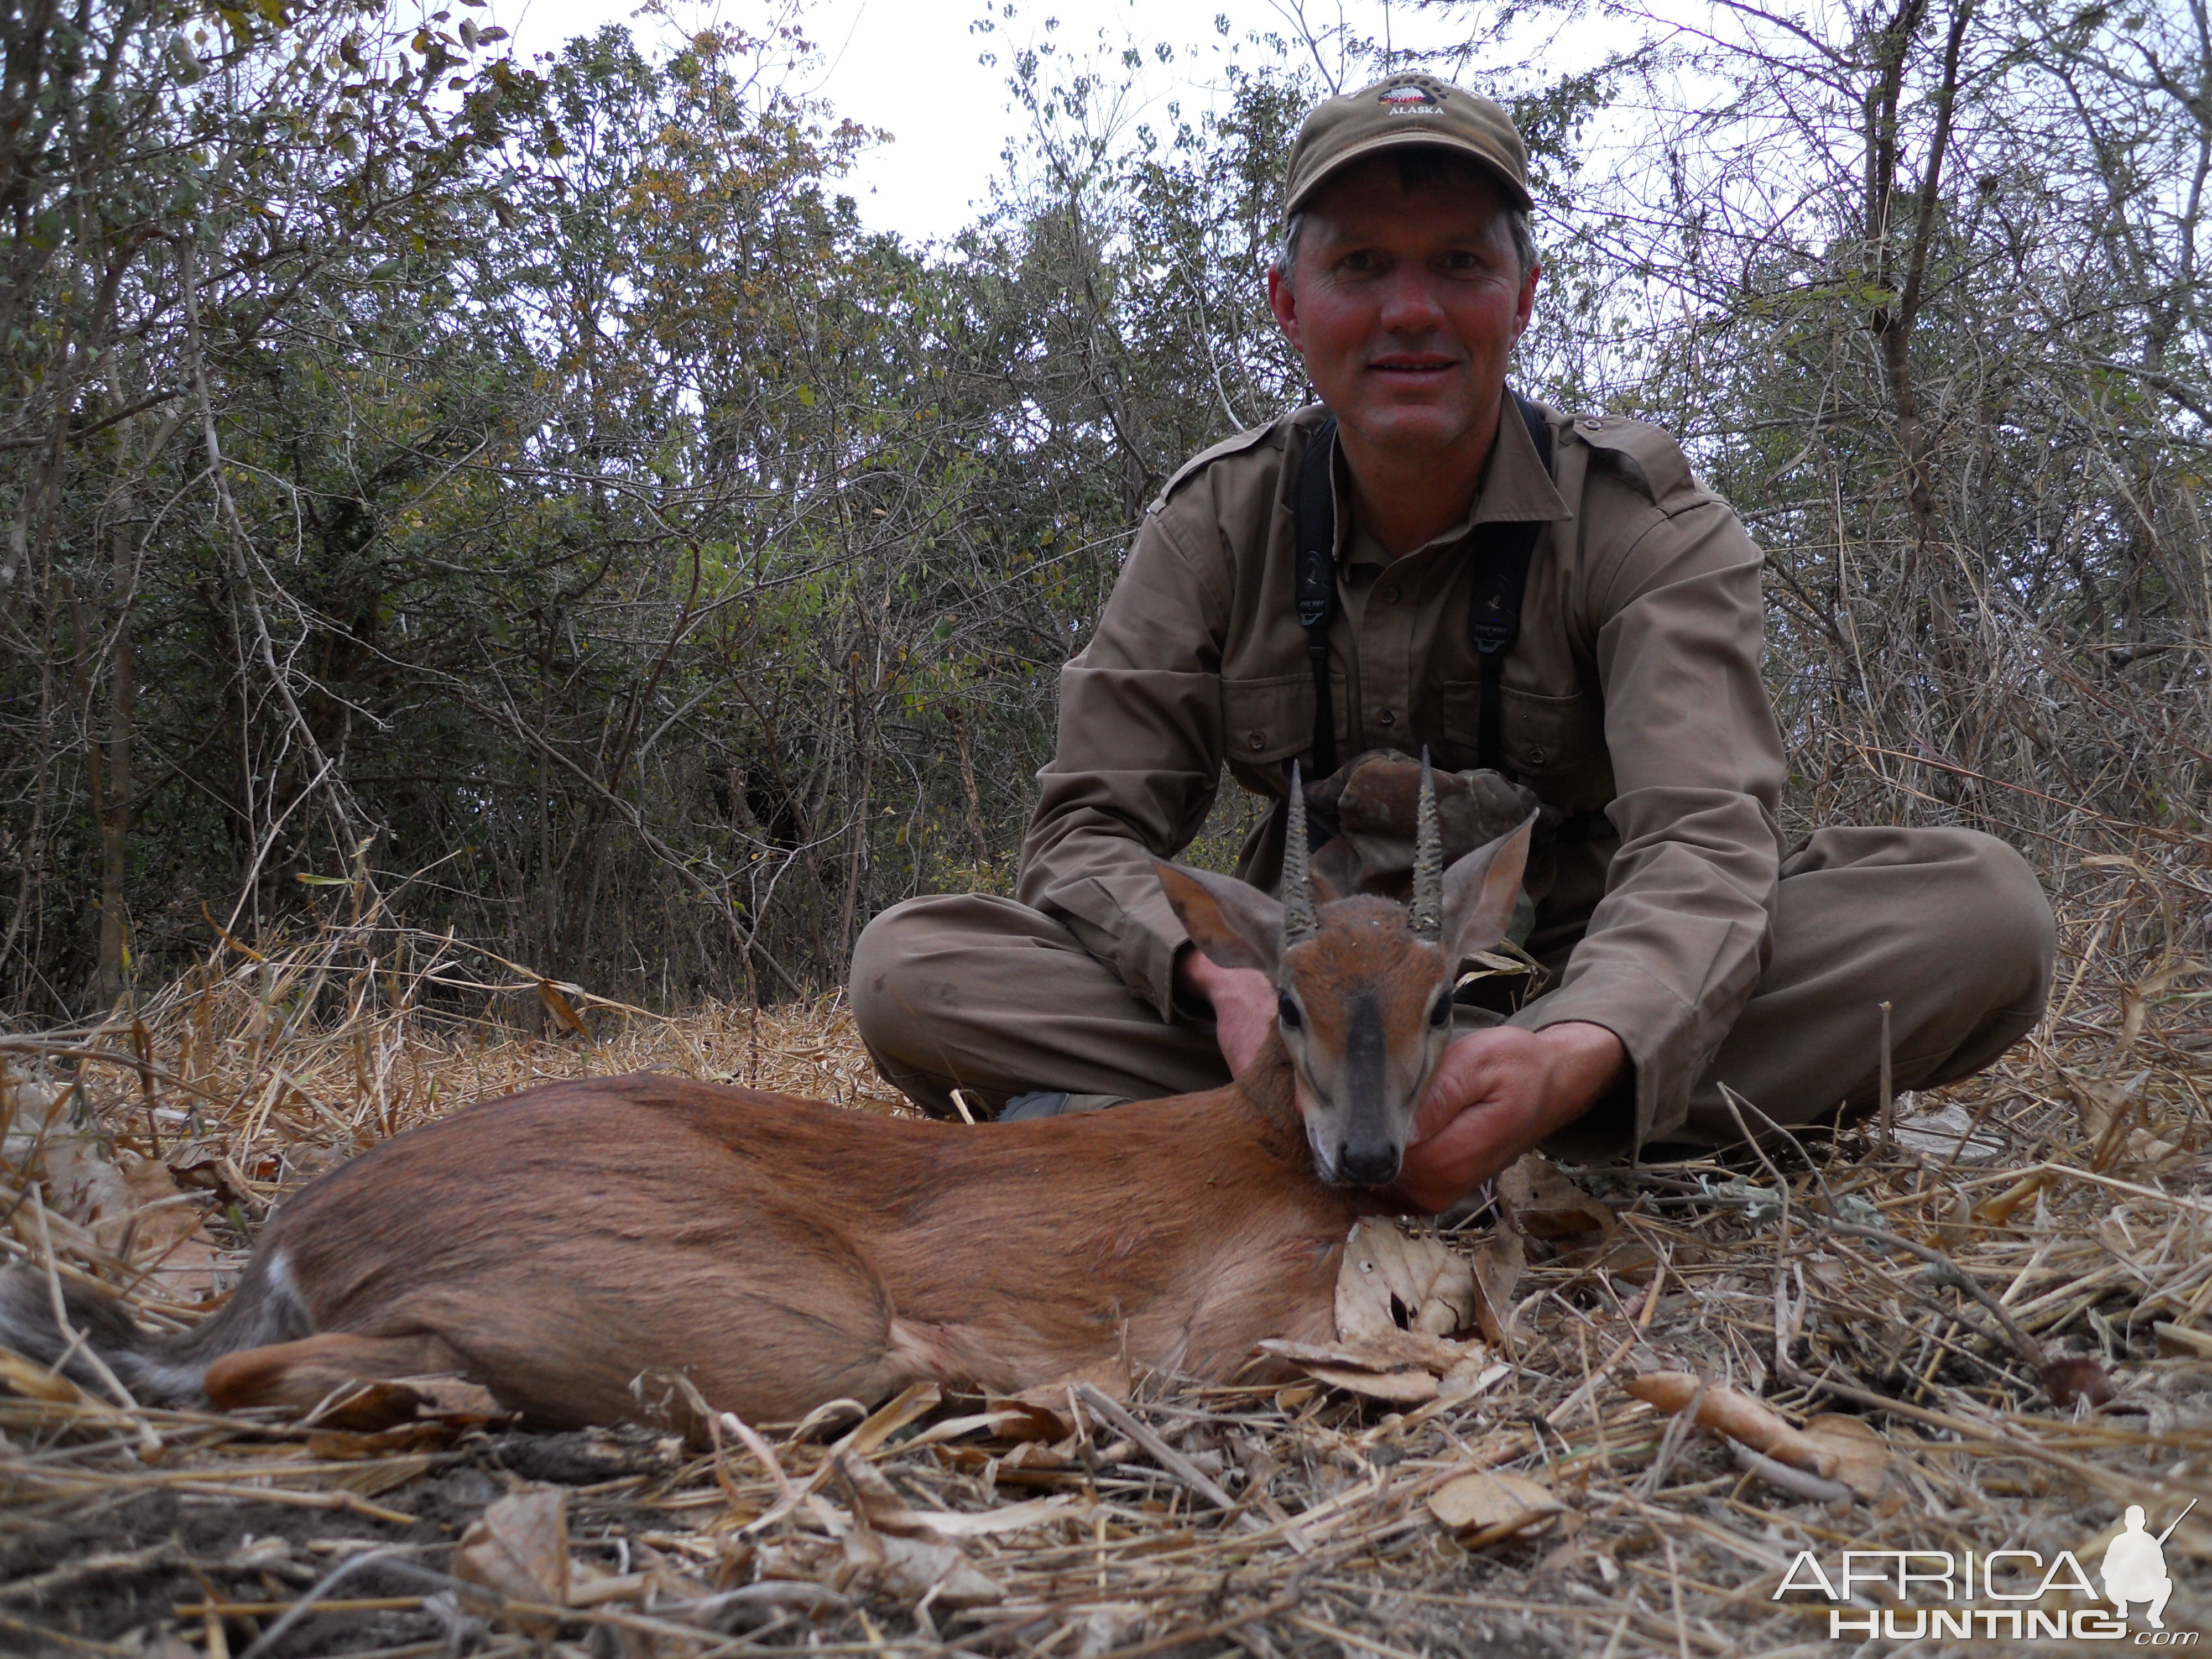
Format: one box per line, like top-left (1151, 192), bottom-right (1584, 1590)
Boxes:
top-left (1277, 992), bottom-right (1303, 1030)
top-left (1429, 991), bottom-right (1454, 1028)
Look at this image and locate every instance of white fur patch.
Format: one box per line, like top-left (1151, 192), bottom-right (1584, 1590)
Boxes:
top-left (119, 1353), bottom-right (211, 1405)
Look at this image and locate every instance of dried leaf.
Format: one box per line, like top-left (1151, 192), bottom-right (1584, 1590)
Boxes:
top-left (1288, 1360), bottom-right (1439, 1404)
top-left (995, 1439), bottom-right (1073, 1474)
top-left (453, 1487), bottom-right (570, 1629)
top-left (1975, 1170), bottom-right (2053, 1227)
top-left (2117, 959), bottom-right (2198, 1055)
top-left (535, 979), bottom-right (591, 1038)
top-left (1264, 1331), bottom-right (1472, 1373)
top-left (301, 1373), bottom-right (508, 1434)
top-left (1891, 1101), bottom-right (2008, 1165)
top-left (980, 1383), bottom-right (1078, 1441)
top-left (164, 1140), bottom-right (248, 1202)
top-left (134, 1233), bottom-right (229, 1305)
top-left (42, 1139), bottom-right (211, 1265)
top-left (113, 1154), bottom-right (205, 1252)
top-left (1495, 1155), bottom-right (1616, 1240)
top-left (1259, 1323), bottom-right (1488, 1402)
top-left (1428, 1469), bottom-right (1566, 1545)
top-left (160, 1141), bottom-right (269, 1251)
top-left (2067, 1072), bottom-right (2182, 1167)
top-left (1272, 1219), bottom-right (1493, 1399)
top-left (1937, 1187), bottom-right (1975, 1249)
top-left (1335, 1218), bottom-right (1477, 1340)
top-left (1468, 1230), bottom-right (1525, 1348)
top-left (1626, 1370), bottom-right (1837, 1477)
top-left (830, 1453), bottom-right (1082, 1540)
top-left (837, 1453), bottom-right (932, 1536)
top-left (896, 1496), bottom-right (1082, 1539)
top-left (842, 1528), bottom-right (1004, 1606)
top-left (1439, 1354), bottom-right (1512, 1402)
top-left (301, 1379), bottom-right (434, 1434)
top-left (1800, 1413), bottom-right (1893, 1499)
top-left (838, 1462), bottom-right (1005, 1606)
top-left (844, 1381), bottom-right (941, 1455)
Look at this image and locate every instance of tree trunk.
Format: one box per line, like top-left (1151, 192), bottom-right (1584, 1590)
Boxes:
top-left (94, 603), bottom-right (133, 1008)
top-left (1864, 0), bottom-right (1974, 645)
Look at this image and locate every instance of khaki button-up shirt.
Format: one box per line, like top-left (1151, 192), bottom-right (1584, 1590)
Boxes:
top-left (1016, 397), bottom-right (1789, 1149)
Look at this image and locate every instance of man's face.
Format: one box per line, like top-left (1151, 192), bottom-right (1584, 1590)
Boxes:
top-left (1267, 159), bottom-right (1537, 461)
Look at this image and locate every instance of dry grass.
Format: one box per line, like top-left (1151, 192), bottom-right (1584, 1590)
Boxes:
top-left (1, 851), bottom-right (2209, 1658)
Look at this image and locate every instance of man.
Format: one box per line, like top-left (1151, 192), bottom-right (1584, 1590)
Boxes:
top-left (851, 72), bottom-right (2054, 1208)
top-left (2101, 1505), bottom-right (2175, 1630)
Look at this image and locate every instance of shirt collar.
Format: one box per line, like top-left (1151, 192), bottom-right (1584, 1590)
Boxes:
top-left (1334, 390), bottom-right (1572, 567)
top-left (1472, 392), bottom-right (1573, 528)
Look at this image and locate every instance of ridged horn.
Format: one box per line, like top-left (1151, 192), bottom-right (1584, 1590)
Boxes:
top-left (1281, 761), bottom-right (1318, 948)
top-left (1410, 749), bottom-right (1443, 943)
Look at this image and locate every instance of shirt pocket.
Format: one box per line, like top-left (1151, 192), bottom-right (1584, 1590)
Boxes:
top-left (1221, 671), bottom-right (1348, 765)
top-left (1441, 682), bottom-right (1603, 779)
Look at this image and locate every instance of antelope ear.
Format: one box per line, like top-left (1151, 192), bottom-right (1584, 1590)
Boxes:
top-left (1154, 861), bottom-right (1282, 978)
top-left (1439, 814), bottom-right (1536, 965)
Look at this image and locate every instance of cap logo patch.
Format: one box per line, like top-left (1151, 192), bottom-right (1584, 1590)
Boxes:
top-left (1378, 83), bottom-right (1441, 113)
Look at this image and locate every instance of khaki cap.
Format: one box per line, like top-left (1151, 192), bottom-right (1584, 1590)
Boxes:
top-left (1284, 72), bottom-right (1532, 216)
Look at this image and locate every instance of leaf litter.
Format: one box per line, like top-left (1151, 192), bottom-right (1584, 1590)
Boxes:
top-left (1, 867), bottom-right (2209, 1656)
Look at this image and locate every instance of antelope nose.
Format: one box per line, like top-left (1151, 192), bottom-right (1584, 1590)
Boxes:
top-left (1338, 1142), bottom-right (1402, 1187)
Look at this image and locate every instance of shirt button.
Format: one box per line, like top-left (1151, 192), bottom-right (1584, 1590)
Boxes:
top-left (1377, 708), bottom-right (1396, 727)
top-left (1582, 416), bottom-right (1604, 431)
top-left (1249, 731), bottom-right (1267, 750)
top-left (1526, 746), bottom-right (1548, 764)
top-left (1381, 586), bottom-right (1401, 604)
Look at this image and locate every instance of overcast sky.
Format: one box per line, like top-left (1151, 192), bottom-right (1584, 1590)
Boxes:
top-left (481, 0), bottom-right (1571, 244)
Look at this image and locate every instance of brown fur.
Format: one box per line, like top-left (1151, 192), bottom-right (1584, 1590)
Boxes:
top-left (0, 837), bottom-right (1535, 1432)
top-left (1154, 817), bottom-right (1531, 1185)
top-left (1279, 896), bottom-right (1454, 1164)
top-left (190, 1042), bottom-right (1380, 1428)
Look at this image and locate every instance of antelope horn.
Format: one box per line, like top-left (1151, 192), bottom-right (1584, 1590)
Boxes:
top-left (1410, 748), bottom-right (1443, 943)
top-left (1281, 761), bottom-right (1318, 948)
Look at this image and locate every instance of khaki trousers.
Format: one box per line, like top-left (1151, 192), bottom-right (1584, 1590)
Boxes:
top-left (849, 826), bottom-right (2055, 1152)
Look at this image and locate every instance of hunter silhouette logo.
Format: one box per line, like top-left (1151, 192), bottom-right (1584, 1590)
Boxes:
top-left (2105, 1500), bottom-right (2192, 1630)
top-left (1774, 1496), bottom-right (2197, 1641)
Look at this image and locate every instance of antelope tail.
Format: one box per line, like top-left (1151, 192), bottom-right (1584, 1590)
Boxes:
top-left (0, 1250), bottom-right (311, 1406)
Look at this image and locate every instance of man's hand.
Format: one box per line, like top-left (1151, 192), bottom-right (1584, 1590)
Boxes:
top-left (1175, 944), bottom-right (1279, 1077)
top-left (1390, 1022), bottom-right (1625, 1212)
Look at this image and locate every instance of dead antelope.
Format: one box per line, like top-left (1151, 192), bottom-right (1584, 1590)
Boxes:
top-left (0, 765), bottom-right (1531, 1431)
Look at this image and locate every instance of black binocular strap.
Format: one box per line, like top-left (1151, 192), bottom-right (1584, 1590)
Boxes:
top-left (1291, 394), bottom-right (1555, 778)
top-left (1293, 415), bottom-right (1343, 779)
